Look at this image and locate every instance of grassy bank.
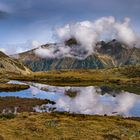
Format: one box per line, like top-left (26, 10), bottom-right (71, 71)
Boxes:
top-left (0, 97), bottom-right (54, 113)
top-left (0, 112), bottom-right (140, 140)
top-left (0, 84), bottom-right (30, 92)
top-left (6, 65), bottom-right (140, 94)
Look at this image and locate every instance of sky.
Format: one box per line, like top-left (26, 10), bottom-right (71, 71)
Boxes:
top-left (0, 0), bottom-right (140, 53)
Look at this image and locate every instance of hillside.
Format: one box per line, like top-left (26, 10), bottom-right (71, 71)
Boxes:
top-left (0, 51), bottom-right (31, 82)
top-left (97, 39), bottom-right (140, 66)
top-left (20, 54), bottom-right (115, 71)
top-left (17, 39), bottom-right (140, 71)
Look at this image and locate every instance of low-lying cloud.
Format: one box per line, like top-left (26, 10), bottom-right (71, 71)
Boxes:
top-left (0, 40), bottom-right (40, 55)
top-left (35, 16), bottom-right (140, 59)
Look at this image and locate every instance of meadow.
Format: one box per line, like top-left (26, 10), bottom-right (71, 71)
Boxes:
top-left (0, 112), bottom-right (140, 140)
top-left (0, 65), bottom-right (140, 139)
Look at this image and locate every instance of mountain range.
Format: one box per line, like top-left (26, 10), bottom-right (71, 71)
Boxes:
top-left (16, 39), bottom-right (140, 71)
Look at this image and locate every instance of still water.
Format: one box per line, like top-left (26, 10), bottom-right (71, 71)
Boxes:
top-left (0, 81), bottom-right (140, 117)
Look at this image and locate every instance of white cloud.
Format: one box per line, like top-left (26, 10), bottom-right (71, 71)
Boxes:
top-left (0, 40), bottom-right (41, 55)
top-left (114, 17), bottom-right (138, 46)
top-left (0, 48), bottom-right (6, 53)
top-left (35, 16), bottom-right (140, 59)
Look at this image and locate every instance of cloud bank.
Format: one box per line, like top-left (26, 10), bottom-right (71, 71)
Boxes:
top-left (35, 16), bottom-right (140, 59)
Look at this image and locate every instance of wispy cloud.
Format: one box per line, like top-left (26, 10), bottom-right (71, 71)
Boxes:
top-left (0, 10), bottom-right (9, 19)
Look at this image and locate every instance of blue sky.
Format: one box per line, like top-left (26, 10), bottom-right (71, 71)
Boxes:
top-left (0, 0), bottom-right (140, 53)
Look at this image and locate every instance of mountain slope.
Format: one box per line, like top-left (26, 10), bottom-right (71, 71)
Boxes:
top-left (17, 40), bottom-right (140, 71)
top-left (0, 51), bottom-right (31, 77)
top-left (97, 39), bottom-right (140, 66)
top-left (18, 51), bottom-right (115, 71)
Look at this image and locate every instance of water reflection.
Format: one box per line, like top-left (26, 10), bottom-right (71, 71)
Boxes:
top-left (30, 83), bottom-right (140, 117)
top-left (55, 88), bottom-right (140, 116)
top-left (1, 81), bottom-right (140, 117)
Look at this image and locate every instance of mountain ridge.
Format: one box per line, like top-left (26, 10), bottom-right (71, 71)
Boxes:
top-left (15, 39), bottom-right (140, 71)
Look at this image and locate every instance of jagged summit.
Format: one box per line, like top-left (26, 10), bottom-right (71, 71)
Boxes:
top-left (14, 39), bottom-right (140, 71)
